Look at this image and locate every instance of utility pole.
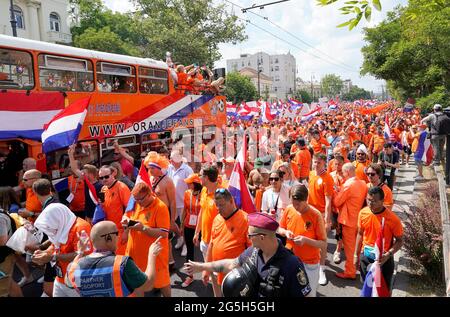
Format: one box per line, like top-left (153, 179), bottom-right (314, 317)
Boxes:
top-left (310, 73), bottom-right (314, 102)
top-left (9, 0), bottom-right (17, 37)
top-left (257, 53), bottom-right (262, 97)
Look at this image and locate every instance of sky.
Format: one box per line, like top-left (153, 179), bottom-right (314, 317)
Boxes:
top-left (103, 0), bottom-right (408, 93)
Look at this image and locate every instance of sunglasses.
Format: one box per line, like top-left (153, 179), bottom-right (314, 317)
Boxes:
top-left (99, 174), bottom-right (111, 180)
top-left (215, 188), bottom-right (227, 194)
top-left (22, 177), bottom-right (37, 182)
top-left (247, 233), bottom-right (266, 238)
top-left (366, 172), bottom-right (377, 177)
top-left (100, 231), bottom-right (119, 238)
top-left (269, 177), bottom-right (280, 181)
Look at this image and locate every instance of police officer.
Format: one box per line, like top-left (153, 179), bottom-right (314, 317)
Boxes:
top-left (64, 221), bottom-right (161, 297)
top-left (183, 212), bottom-right (312, 297)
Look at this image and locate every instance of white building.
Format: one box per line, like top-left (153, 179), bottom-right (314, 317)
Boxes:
top-left (297, 78), bottom-right (322, 101)
top-left (342, 79), bottom-right (353, 94)
top-left (227, 51), bottom-right (296, 100)
top-left (0, 0), bottom-right (72, 44)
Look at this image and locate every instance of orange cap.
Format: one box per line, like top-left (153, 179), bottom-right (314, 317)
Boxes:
top-left (184, 173), bottom-right (202, 184)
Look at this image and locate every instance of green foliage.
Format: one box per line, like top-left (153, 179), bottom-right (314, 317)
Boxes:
top-left (317, 0), bottom-right (382, 30)
top-left (321, 74), bottom-right (343, 98)
top-left (70, 0), bottom-right (246, 65)
top-left (341, 85), bottom-right (372, 101)
top-left (403, 182), bottom-right (445, 286)
top-left (224, 72), bottom-right (258, 104)
top-left (361, 2), bottom-right (450, 111)
top-left (416, 86), bottom-right (450, 114)
top-left (293, 90), bottom-right (312, 104)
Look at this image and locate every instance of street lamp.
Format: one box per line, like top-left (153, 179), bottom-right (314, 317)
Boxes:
top-left (257, 59), bottom-right (262, 97)
top-left (9, 0), bottom-right (17, 37)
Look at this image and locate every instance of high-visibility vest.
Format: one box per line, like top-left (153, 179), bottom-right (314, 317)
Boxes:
top-left (67, 254), bottom-right (131, 297)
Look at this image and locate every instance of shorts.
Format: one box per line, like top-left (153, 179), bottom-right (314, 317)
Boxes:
top-left (0, 254), bottom-right (15, 297)
top-left (403, 146), bottom-right (412, 155)
top-left (414, 158), bottom-right (423, 166)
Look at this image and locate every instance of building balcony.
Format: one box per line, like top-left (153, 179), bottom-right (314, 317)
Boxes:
top-left (46, 31), bottom-right (72, 44)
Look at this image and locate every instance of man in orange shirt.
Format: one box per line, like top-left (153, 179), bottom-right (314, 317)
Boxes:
top-left (194, 165), bottom-right (219, 260)
top-left (354, 187), bottom-right (403, 295)
top-left (18, 169), bottom-right (42, 222)
top-left (123, 182), bottom-right (171, 297)
top-left (66, 171), bottom-right (85, 219)
top-left (205, 188), bottom-right (251, 296)
top-left (333, 163), bottom-right (368, 279)
top-left (369, 127), bottom-right (385, 163)
top-left (32, 201), bottom-right (92, 297)
top-left (99, 165), bottom-right (131, 255)
top-left (278, 184), bottom-right (327, 296)
top-left (310, 130), bottom-right (330, 155)
top-left (293, 138), bottom-right (311, 182)
top-left (353, 144), bottom-right (370, 183)
top-left (308, 153), bottom-right (334, 285)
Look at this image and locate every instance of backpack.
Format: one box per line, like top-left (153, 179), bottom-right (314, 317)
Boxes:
top-left (433, 113), bottom-right (450, 135)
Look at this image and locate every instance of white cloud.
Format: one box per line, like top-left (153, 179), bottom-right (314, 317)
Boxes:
top-left (103, 0), bottom-right (408, 92)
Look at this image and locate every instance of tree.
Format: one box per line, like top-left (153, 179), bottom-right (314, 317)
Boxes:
top-left (70, 0), bottom-right (246, 65)
top-left (341, 86), bottom-right (371, 101)
top-left (293, 90), bottom-right (312, 104)
top-left (317, 0), bottom-right (448, 30)
top-left (321, 74), bottom-right (343, 98)
top-left (361, 1), bottom-right (450, 109)
top-left (224, 72), bottom-right (258, 104)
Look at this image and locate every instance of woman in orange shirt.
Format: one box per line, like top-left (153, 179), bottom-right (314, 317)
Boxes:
top-left (123, 182), bottom-right (171, 297)
top-left (180, 174), bottom-right (203, 288)
top-left (278, 184), bottom-right (327, 297)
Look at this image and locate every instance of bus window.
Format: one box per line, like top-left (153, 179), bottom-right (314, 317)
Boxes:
top-left (139, 67), bottom-right (168, 95)
top-left (97, 62), bottom-right (136, 93)
top-left (46, 141), bottom-right (99, 179)
top-left (38, 54), bottom-right (94, 92)
top-left (0, 48), bottom-right (34, 90)
top-left (142, 131), bottom-right (171, 152)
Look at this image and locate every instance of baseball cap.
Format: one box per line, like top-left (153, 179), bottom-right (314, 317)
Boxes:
top-left (254, 158), bottom-right (263, 168)
top-left (433, 104), bottom-right (442, 111)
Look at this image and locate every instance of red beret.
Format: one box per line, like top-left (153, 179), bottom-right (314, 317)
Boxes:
top-left (248, 212), bottom-right (279, 231)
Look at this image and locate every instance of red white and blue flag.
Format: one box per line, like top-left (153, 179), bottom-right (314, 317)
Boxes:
top-left (261, 101), bottom-right (276, 122)
top-left (415, 131), bottom-right (434, 166)
top-left (125, 163), bottom-right (152, 214)
top-left (228, 135), bottom-right (256, 213)
top-left (86, 174), bottom-right (107, 225)
top-left (41, 97), bottom-right (91, 153)
top-left (384, 114), bottom-right (391, 140)
top-left (361, 217), bottom-right (390, 297)
top-left (0, 92), bottom-right (64, 141)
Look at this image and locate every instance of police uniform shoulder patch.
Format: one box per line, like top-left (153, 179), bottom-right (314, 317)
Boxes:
top-left (297, 268), bottom-right (308, 286)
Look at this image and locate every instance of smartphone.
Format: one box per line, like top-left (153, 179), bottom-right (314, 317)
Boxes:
top-left (128, 220), bottom-right (138, 227)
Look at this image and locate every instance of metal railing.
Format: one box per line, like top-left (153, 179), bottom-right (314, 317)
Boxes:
top-left (434, 165), bottom-right (450, 296)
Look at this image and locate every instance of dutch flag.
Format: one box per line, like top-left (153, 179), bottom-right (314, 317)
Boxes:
top-left (41, 97), bottom-right (91, 153)
top-left (125, 163), bottom-right (152, 215)
top-left (384, 115), bottom-right (391, 140)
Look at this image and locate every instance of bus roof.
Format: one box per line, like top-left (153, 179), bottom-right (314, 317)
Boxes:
top-left (0, 34), bottom-right (168, 70)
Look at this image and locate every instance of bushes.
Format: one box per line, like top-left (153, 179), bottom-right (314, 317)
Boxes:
top-left (403, 181), bottom-right (444, 285)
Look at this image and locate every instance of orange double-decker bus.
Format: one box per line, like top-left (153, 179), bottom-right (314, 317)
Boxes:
top-left (0, 35), bottom-right (225, 183)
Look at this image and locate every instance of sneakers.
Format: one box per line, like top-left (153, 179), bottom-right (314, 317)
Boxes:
top-left (175, 236), bottom-right (184, 250)
top-left (181, 244), bottom-right (187, 257)
top-left (18, 275), bottom-right (34, 287)
top-left (318, 266), bottom-right (327, 286)
top-left (333, 251), bottom-right (341, 264)
top-left (181, 276), bottom-right (194, 288)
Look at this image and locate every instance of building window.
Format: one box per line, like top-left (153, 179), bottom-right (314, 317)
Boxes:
top-left (13, 6), bottom-right (25, 29)
top-left (248, 61), bottom-right (251, 66)
top-left (50, 13), bottom-right (61, 32)
top-left (274, 66), bottom-right (279, 71)
top-left (275, 58), bottom-right (279, 64)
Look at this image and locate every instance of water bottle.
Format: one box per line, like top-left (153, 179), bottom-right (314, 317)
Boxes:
top-left (79, 230), bottom-right (91, 252)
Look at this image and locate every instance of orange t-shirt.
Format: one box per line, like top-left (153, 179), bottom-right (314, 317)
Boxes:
top-left (357, 207), bottom-right (403, 253)
top-left (280, 205), bottom-right (326, 264)
top-left (307, 171), bottom-right (334, 213)
top-left (310, 137), bottom-right (330, 154)
top-left (68, 175), bottom-right (85, 212)
top-left (294, 148), bottom-right (311, 178)
top-left (211, 209), bottom-right (250, 284)
top-left (183, 190), bottom-right (201, 229)
top-left (333, 177), bottom-right (368, 228)
top-left (26, 188), bottom-right (42, 213)
top-left (370, 135), bottom-right (385, 154)
top-left (101, 181), bottom-right (131, 255)
top-left (125, 197), bottom-right (170, 289)
top-left (255, 188), bottom-right (264, 212)
top-left (354, 161), bottom-right (370, 183)
top-left (55, 217), bottom-right (92, 284)
top-left (327, 157), bottom-right (350, 173)
top-left (367, 183), bottom-right (394, 208)
top-left (199, 187), bottom-right (219, 244)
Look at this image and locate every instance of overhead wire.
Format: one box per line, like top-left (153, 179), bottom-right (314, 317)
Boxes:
top-left (222, 0), bottom-right (360, 73)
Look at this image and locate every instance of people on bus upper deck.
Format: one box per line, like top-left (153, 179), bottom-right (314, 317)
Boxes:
top-left (113, 148), bottom-right (134, 180)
